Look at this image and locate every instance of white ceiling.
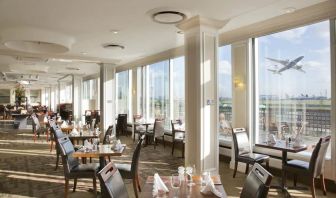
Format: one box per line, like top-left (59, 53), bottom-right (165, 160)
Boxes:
top-left (0, 0), bottom-right (327, 88)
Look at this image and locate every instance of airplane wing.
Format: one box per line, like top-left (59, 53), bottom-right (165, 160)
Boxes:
top-left (267, 68), bottom-right (281, 75)
top-left (266, 57), bottom-right (289, 66)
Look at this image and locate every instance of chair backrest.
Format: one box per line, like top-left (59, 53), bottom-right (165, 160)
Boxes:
top-left (58, 136), bottom-right (79, 176)
top-left (240, 163), bottom-right (273, 198)
top-left (50, 124), bottom-right (66, 140)
top-left (98, 162), bottom-right (129, 198)
top-left (31, 113), bottom-right (40, 130)
top-left (116, 114), bottom-right (127, 134)
top-left (309, 136), bottom-right (331, 177)
top-left (103, 125), bottom-right (114, 144)
top-left (131, 135), bottom-right (145, 176)
top-left (232, 128), bottom-right (251, 158)
top-left (153, 119), bottom-right (165, 138)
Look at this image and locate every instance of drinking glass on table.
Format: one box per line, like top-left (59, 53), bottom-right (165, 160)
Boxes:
top-left (171, 173), bottom-right (181, 198)
top-left (185, 165), bottom-right (195, 186)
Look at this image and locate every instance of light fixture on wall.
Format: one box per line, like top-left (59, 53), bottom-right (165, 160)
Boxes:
top-left (234, 79), bottom-right (244, 88)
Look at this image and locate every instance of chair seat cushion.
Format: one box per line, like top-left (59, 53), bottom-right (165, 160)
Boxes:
top-left (72, 163), bottom-right (100, 172)
top-left (239, 153), bottom-right (269, 162)
top-left (286, 160), bottom-right (309, 170)
top-left (115, 163), bottom-right (132, 179)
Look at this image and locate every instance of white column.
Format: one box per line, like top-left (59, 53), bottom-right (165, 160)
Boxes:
top-left (177, 16), bottom-right (228, 174)
top-left (72, 75), bottom-right (82, 122)
top-left (100, 63), bottom-right (116, 133)
top-left (230, 40), bottom-right (252, 171)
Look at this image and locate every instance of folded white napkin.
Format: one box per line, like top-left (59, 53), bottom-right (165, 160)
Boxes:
top-left (43, 116), bottom-right (48, 123)
top-left (152, 173), bottom-right (169, 196)
top-left (200, 177), bottom-right (223, 197)
top-left (267, 134), bottom-right (276, 144)
top-left (70, 128), bottom-right (79, 136)
top-left (61, 121), bottom-right (68, 128)
top-left (84, 140), bottom-right (93, 150)
top-left (114, 140), bottom-right (122, 150)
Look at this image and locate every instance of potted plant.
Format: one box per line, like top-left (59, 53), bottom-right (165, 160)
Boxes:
top-left (15, 83), bottom-right (25, 105)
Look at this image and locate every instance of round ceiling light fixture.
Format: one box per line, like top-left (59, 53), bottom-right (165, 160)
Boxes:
top-left (152, 11), bottom-right (187, 24)
top-left (4, 40), bottom-right (69, 54)
top-left (103, 43), bottom-right (125, 50)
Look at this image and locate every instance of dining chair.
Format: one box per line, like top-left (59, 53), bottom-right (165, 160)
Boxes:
top-left (31, 113), bottom-right (41, 142)
top-left (98, 162), bottom-right (129, 198)
top-left (171, 120), bottom-right (185, 158)
top-left (50, 124), bottom-right (67, 170)
top-left (240, 163), bottom-right (273, 198)
top-left (103, 125), bottom-right (114, 144)
top-left (284, 136), bottom-right (331, 198)
top-left (232, 128), bottom-right (269, 178)
top-left (133, 114), bottom-right (145, 142)
top-left (146, 119), bottom-right (165, 149)
top-left (58, 136), bottom-right (99, 198)
top-left (115, 135), bottom-right (145, 198)
top-left (116, 114), bottom-right (128, 137)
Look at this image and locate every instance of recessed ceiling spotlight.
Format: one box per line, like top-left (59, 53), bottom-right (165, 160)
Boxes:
top-left (284, 7), bottom-right (296, 14)
top-left (110, 29), bottom-right (119, 34)
top-left (80, 52), bottom-right (88, 55)
top-left (103, 43), bottom-right (125, 50)
top-left (152, 11), bottom-right (187, 24)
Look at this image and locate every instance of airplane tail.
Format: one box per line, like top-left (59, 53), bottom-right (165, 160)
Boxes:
top-left (267, 69), bottom-right (281, 75)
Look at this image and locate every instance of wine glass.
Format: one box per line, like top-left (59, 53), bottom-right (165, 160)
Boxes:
top-left (171, 173), bottom-right (181, 198)
top-left (185, 165), bottom-right (195, 186)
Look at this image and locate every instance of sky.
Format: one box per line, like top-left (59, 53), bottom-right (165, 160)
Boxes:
top-left (218, 20), bottom-right (331, 99)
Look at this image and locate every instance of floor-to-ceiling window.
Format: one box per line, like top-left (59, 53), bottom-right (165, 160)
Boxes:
top-left (171, 56), bottom-right (185, 122)
top-left (83, 78), bottom-right (99, 110)
top-left (255, 20), bottom-right (331, 156)
top-left (146, 60), bottom-right (170, 124)
top-left (116, 70), bottom-right (131, 117)
top-left (218, 45), bottom-right (232, 137)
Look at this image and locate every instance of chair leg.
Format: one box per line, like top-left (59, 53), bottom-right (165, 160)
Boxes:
top-left (245, 163), bottom-right (249, 174)
top-left (133, 177), bottom-right (139, 198)
top-left (320, 174), bottom-right (327, 195)
top-left (65, 178), bottom-right (69, 198)
top-left (93, 177), bottom-right (97, 196)
top-left (265, 160), bottom-right (269, 170)
top-left (233, 161), bottom-right (238, 178)
top-left (73, 178), bottom-right (77, 192)
top-left (154, 138), bottom-right (156, 149)
top-left (136, 174), bottom-right (141, 192)
top-left (133, 132), bottom-right (135, 142)
top-left (182, 143), bottom-right (185, 158)
top-left (163, 136), bottom-right (165, 148)
top-left (293, 174), bottom-right (297, 187)
top-left (310, 178), bottom-right (316, 198)
top-left (171, 142), bottom-right (175, 155)
top-left (55, 152), bottom-right (60, 171)
top-left (50, 140), bottom-right (54, 152)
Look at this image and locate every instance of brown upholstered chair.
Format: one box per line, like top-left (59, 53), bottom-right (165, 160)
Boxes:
top-left (284, 136), bottom-right (331, 198)
top-left (232, 128), bottom-right (269, 178)
top-left (58, 136), bottom-right (99, 198)
top-left (115, 135), bottom-right (145, 198)
top-left (146, 119), bottom-right (165, 149)
top-left (98, 162), bottom-right (129, 198)
top-left (171, 120), bottom-right (185, 158)
top-left (240, 163), bottom-right (273, 198)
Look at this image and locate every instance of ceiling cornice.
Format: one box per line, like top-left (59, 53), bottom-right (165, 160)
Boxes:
top-left (219, 0), bottom-right (336, 45)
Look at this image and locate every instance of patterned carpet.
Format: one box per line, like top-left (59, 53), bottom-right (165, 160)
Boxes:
top-left (0, 129), bottom-right (335, 198)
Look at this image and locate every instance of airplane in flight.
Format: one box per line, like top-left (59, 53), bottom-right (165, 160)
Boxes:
top-left (266, 56), bottom-right (305, 74)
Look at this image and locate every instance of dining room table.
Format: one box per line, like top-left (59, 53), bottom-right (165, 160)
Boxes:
top-left (140, 175), bottom-right (227, 198)
top-left (72, 144), bottom-right (126, 169)
top-left (133, 120), bottom-right (153, 145)
top-left (255, 140), bottom-right (307, 196)
top-left (68, 132), bottom-right (99, 145)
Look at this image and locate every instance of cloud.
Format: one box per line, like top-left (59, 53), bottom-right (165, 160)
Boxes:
top-left (271, 26), bottom-right (307, 41)
top-left (310, 47), bottom-right (330, 55)
top-left (305, 60), bottom-right (324, 68)
top-left (218, 60), bottom-right (231, 75)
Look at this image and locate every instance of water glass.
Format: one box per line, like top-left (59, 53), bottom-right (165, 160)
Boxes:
top-left (185, 166), bottom-right (195, 186)
top-left (171, 173), bottom-right (181, 197)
